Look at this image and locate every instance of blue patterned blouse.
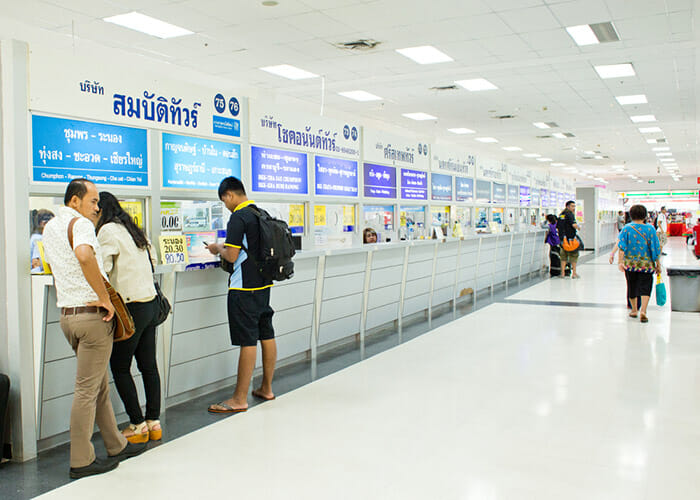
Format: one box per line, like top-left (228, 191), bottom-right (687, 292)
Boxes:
top-left (618, 222), bottom-right (661, 272)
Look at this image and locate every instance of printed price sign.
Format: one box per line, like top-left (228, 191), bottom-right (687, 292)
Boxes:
top-left (288, 204), bottom-right (304, 234)
top-left (160, 202), bottom-right (182, 231)
top-left (120, 201), bottom-right (143, 228)
top-left (159, 235), bottom-right (189, 265)
top-left (343, 205), bottom-right (355, 230)
top-left (314, 205), bottom-right (327, 226)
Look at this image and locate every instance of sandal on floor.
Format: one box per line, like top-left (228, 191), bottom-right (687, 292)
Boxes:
top-left (252, 389), bottom-right (276, 401)
top-left (629, 312), bottom-right (638, 318)
top-left (122, 422), bottom-right (149, 444)
top-left (640, 314), bottom-right (649, 323)
top-left (208, 402), bottom-right (247, 414)
top-left (146, 420), bottom-right (162, 441)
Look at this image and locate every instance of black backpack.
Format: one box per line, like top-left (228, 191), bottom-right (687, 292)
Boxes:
top-left (221, 206), bottom-right (295, 282)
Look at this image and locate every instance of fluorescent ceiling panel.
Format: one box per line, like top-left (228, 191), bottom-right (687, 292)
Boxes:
top-left (475, 137), bottom-right (498, 143)
top-left (552, 132), bottom-right (567, 139)
top-left (448, 128), bottom-right (475, 134)
top-left (616, 94), bottom-right (647, 105)
top-left (260, 64), bottom-right (318, 80)
top-left (639, 127), bottom-right (662, 133)
top-left (551, 162), bottom-right (566, 167)
top-left (652, 147), bottom-right (670, 151)
top-left (338, 90), bottom-right (382, 102)
top-left (594, 63), bottom-right (635, 78)
top-left (402, 112), bottom-right (437, 120)
top-left (454, 78), bottom-right (498, 91)
top-left (396, 46), bottom-right (453, 64)
top-left (566, 25), bottom-right (598, 46)
top-left (533, 122), bottom-right (550, 129)
top-left (502, 146), bottom-right (522, 151)
top-left (536, 157), bottom-right (553, 162)
top-left (523, 153), bottom-right (541, 158)
top-left (630, 115), bottom-right (656, 123)
top-left (103, 12), bottom-right (193, 38)
top-left (656, 152), bottom-right (673, 157)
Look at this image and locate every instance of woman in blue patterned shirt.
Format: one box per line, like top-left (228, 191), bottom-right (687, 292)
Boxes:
top-left (617, 204), bottom-right (661, 323)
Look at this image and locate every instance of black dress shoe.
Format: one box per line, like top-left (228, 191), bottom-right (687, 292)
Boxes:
top-left (70, 457), bottom-right (119, 479)
top-left (109, 441), bottom-right (147, 462)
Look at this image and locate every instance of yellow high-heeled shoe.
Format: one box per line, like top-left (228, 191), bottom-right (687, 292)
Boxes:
top-left (122, 421), bottom-right (149, 444)
top-left (146, 419), bottom-right (162, 441)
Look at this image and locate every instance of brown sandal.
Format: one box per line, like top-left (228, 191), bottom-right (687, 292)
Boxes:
top-left (629, 312), bottom-right (638, 318)
top-left (640, 314), bottom-right (648, 323)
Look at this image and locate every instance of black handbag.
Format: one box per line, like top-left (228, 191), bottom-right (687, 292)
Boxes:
top-left (147, 247), bottom-right (172, 326)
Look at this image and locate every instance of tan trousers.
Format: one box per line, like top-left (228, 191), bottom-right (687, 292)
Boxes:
top-left (60, 311), bottom-right (127, 467)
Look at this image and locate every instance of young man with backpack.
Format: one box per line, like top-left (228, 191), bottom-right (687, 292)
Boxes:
top-left (206, 177), bottom-right (281, 413)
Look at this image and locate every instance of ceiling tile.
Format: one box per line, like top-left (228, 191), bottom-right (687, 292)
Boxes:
top-left (497, 5), bottom-right (563, 33)
top-left (548, 0), bottom-right (612, 26)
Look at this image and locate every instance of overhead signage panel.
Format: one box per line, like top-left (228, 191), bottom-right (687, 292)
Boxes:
top-left (476, 180), bottom-right (492, 204)
top-left (401, 168), bottom-right (428, 200)
top-left (363, 128), bottom-right (430, 170)
top-left (162, 133), bottom-right (241, 190)
top-left (456, 177), bottom-right (474, 202)
top-left (364, 163), bottom-right (397, 199)
top-left (250, 146), bottom-right (308, 194)
top-left (32, 114), bottom-right (148, 186)
top-left (492, 182), bottom-right (506, 204)
top-left (314, 155), bottom-right (358, 197)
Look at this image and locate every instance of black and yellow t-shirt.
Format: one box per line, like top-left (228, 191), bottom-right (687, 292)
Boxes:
top-left (225, 200), bottom-right (273, 291)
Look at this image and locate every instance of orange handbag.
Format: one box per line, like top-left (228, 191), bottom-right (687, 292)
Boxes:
top-left (67, 218), bottom-right (135, 342)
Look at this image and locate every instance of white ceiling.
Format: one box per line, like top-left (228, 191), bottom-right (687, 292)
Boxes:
top-left (1, 0), bottom-right (698, 192)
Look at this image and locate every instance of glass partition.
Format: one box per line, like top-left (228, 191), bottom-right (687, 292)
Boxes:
top-left (399, 206), bottom-right (427, 240)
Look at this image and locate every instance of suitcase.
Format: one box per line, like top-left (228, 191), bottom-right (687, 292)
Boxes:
top-left (549, 245), bottom-right (561, 277)
top-left (0, 373), bottom-right (10, 460)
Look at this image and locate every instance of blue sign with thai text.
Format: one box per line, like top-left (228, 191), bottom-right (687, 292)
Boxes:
top-left (508, 185), bottom-right (519, 205)
top-left (476, 180), bottom-right (492, 204)
top-left (493, 182), bottom-right (506, 204)
top-left (550, 191), bottom-right (558, 207)
top-left (519, 186), bottom-right (531, 207)
top-left (400, 168), bottom-right (428, 200)
top-left (32, 114), bottom-right (148, 186)
top-left (557, 192), bottom-right (566, 207)
top-left (456, 177), bottom-right (473, 202)
top-left (540, 189), bottom-right (549, 206)
top-left (162, 133), bottom-right (241, 190)
top-left (431, 173), bottom-right (453, 201)
top-left (364, 163), bottom-right (396, 198)
top-left (251, 146), bottom-right (308, 194)
top-left (314, 156), bottom-right (358, 197)
top-left (531, 188), bottom-right (541, 207)
top-left (213, 115), bottom-right (241, 137)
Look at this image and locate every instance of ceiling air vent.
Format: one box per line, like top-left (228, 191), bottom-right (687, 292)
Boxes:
top-left (536, 135), bottom-right (552, 139)
top-left (590, 22), bottom-right (620, 43)
top-left (545, 121), bottom-right (559, 128)
top-left (335, 39), bottom-right (381, 51)
top-left (430, 84), bottom-right (458, 91)
top-left (492, 114), bottom-right (516, 119)
top-left (562, 132), bottom-right (575, 138)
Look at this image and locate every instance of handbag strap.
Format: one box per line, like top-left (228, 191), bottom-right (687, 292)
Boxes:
top-left (146, 246), bottom-right (155, 274)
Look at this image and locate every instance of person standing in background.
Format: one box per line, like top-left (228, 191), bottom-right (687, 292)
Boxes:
top-left (545, 214), bottom-right (561, 277)
top-left (557, 200), bottom-right (581, 279)
top-left (30, 209), bottom-right (54, 273)
top-left (617, 204), bottom-right (662, 323)
top-left (42, 179), bottom-right (145, 479)
top-left (96, 192), bottom-right (163, 445)
top-left (657, 206), bottom-right (668, 255)
top-left (616, 210), bottom-right (625, 232)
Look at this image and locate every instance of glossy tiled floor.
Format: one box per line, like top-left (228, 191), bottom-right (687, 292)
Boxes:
top-left (31, 239), bottom-right (700, 499)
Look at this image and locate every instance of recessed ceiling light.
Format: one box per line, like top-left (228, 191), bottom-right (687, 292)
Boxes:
top-left (656, 152), bottom-right (673, 157)
top-left (260, 64), bottom-right (318, 80)
top-left (475, 137), bottom-right (498, 143)
top-left (630, 115), bottom-right (656, 123)
top-left (566, 25), bottom-right (599, 46)
top-left (262, 0), bottom-right (279, 5)
top-left (594, 155), bottom-right (604, 159)
top-left (551, 162), bottom-right (566, 166)
top-left (584, 150), bottom-right (596, 155)
top-left (533, 122), bottom-right (550, 129)
top-left (639, 126), bottom-right (662, 133)
top-left (338, 90), bottom-right (382, 102)
top-left (536, 157), bottom-right (553, 162)
top-left (594, 63), bottom-right (635, 79)
top-left (454, 78), bottom-right (498, 91)
top-left (563, 167), bottom-right (577, 171)
top-left (552, 132), bottom-right (567, 139)
top-left (502, 146), bottom-right (522, 151)
top-left (396, 45), bottom-right (453, 64)
top-left (447, 128), bottom-right (476, 134)
top-left (659, 158), bottom-right (675, 163)
top-left (652, 147), bottom-right (670, 151)
top-left (402, 112), bottom-right (437, 121)
top-left (523, 153), bottom-right (541, 158)
top-left (103, 12), bottom-right (193, 38)
top-left (616, 94), bottom-right (648, 105)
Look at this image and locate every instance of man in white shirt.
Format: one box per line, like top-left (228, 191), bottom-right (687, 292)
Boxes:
top-left (42, 179), bottom-right (146, 479)
top-left (657, 206), bottom-right (668, 255)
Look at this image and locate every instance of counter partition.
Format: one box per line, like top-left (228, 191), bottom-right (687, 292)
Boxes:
top-left (31, 230), bottom-right (546, 449)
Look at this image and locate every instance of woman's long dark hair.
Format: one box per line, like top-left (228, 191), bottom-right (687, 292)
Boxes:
top-left (96, 192), bottom-right (149, 249)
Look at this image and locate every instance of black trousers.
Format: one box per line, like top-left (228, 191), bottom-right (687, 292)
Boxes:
top-left (110, 298), bottom-right (161, 424)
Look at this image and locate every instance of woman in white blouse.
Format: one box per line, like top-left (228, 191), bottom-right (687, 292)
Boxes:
top-left (96, 192), bottom-right (162, 444)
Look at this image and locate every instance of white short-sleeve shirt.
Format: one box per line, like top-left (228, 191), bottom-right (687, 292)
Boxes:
top-left (42, 206), bottom-right (107, 308)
